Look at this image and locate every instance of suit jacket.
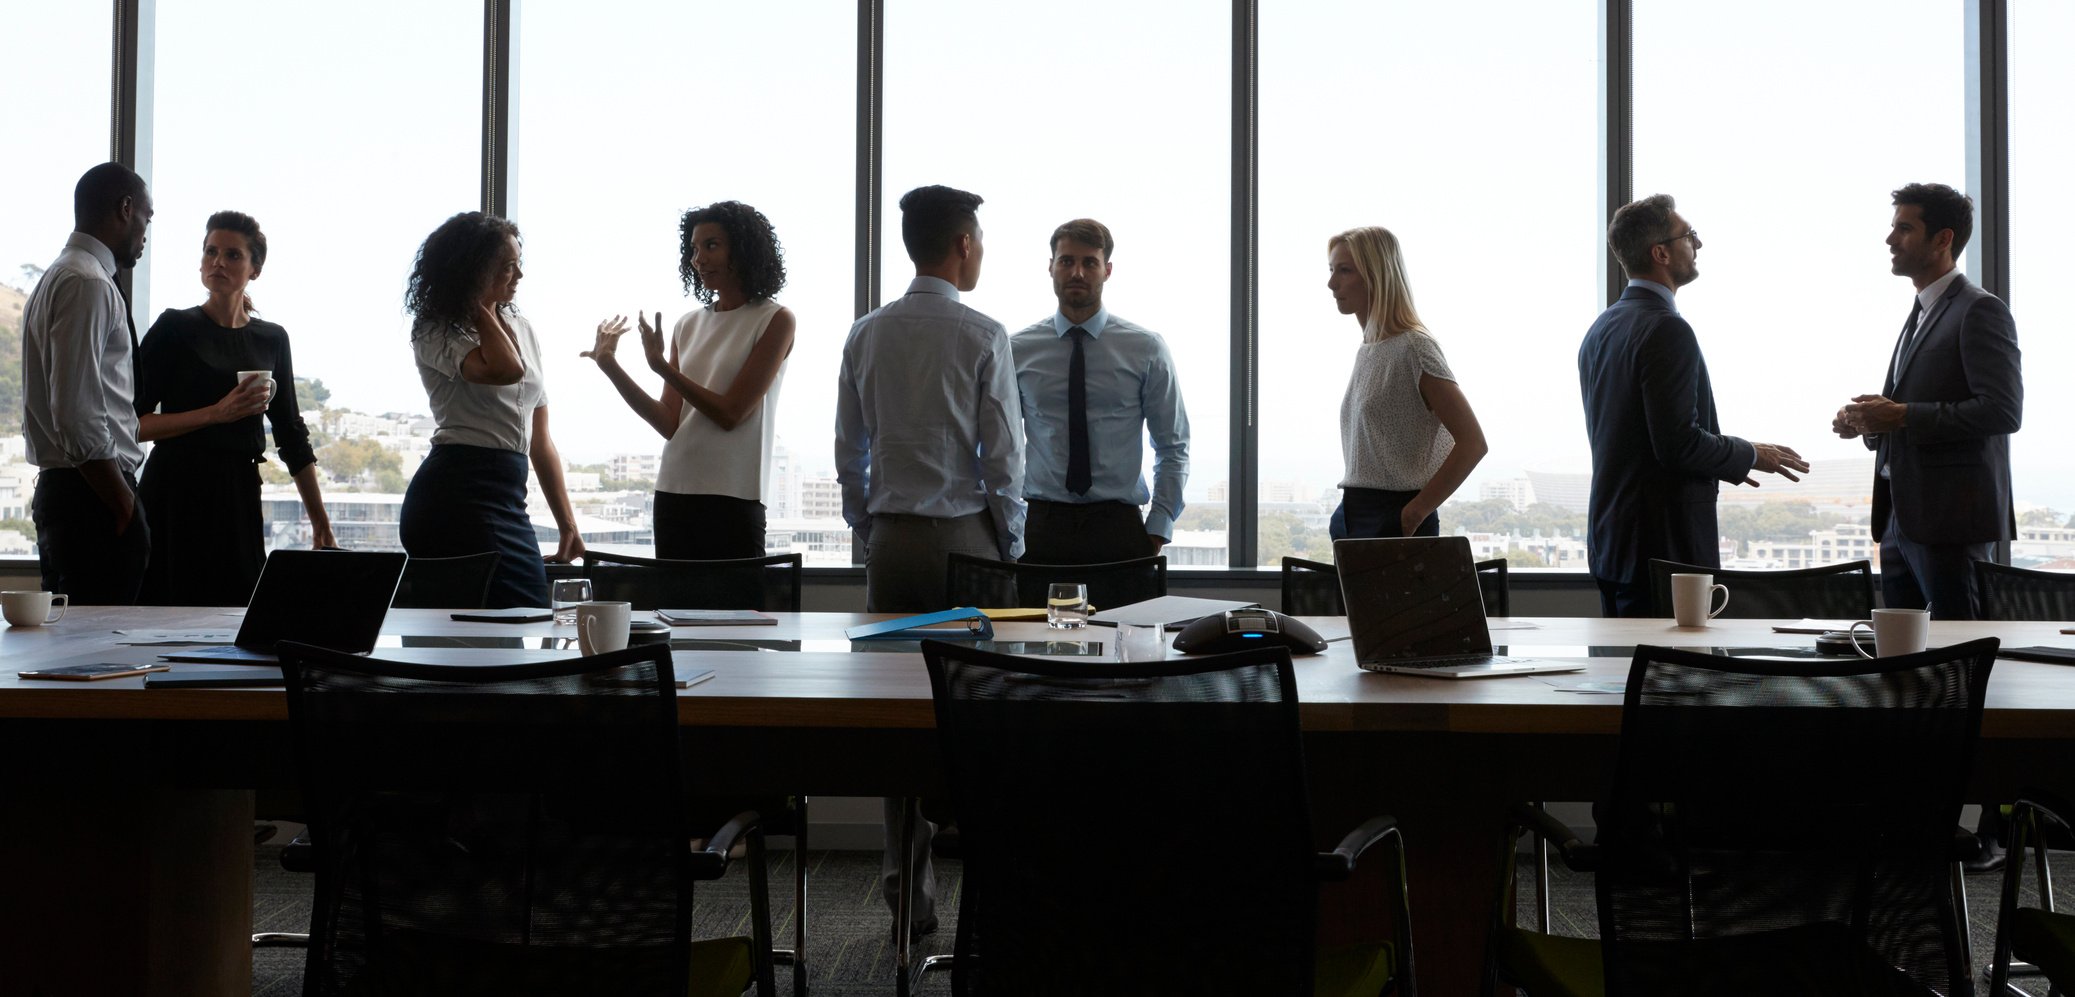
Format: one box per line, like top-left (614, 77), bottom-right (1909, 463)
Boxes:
top-left (1578, 287), bottom-right (1756, 584)
top-left (1866, 273), bottom-right (2021, 545)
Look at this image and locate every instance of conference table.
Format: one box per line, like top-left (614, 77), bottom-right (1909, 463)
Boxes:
top-left (5, 608), bottom-right (2075, 997)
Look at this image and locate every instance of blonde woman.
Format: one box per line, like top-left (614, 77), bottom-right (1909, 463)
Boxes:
top-left (1324, 226), bottom-right (1487, 539)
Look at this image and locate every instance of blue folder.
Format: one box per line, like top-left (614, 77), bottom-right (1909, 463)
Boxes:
top-left (845, 607), bottom-right (995, 641)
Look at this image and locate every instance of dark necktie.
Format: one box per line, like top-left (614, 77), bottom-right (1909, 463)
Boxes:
top-left (1066, 327), bottom-right (1091, 496)
top-left (1888, 300), bottom-right (1922, 390)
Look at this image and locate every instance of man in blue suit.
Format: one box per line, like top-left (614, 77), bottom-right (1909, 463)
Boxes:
top-left (1835, 183), bottom-right (2021, 621)
top-left (1579, 194), bottom-right (1808, 617)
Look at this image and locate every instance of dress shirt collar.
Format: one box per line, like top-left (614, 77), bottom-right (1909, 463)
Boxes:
top-left (906, 275), bottom-right (960, 302)
top-left (1626, 278), bottom-right (1678, 312)
top-left (66, 231), bottom-right (118, 277)
top-left (1050, 307), bottom-right (1110, 339)
top-left (1915, 267), bottom-right (1963, 312)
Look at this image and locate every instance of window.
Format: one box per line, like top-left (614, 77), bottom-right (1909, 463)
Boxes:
top-left (509, 0), bottom-right (855, 562)
top-left (2008, 0), bottom-right (2075, 567)
top-left (0, 5), bottom-right (110, 553)
top-left (881, 1), bottom-right (1232, 564)
top-left (1258, 0), bottom-right (1600, 566)
top-left (1634, 0), bottom-right (1964, 568)
top-left (145, 0), bottom-right (481, 549)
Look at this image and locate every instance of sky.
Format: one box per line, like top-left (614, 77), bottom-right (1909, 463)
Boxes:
top-left (4, 0), bottom-right (2070, 513)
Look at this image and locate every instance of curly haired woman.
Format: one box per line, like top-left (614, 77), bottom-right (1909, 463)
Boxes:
top-left (584, 201), bottom-right (796, 560)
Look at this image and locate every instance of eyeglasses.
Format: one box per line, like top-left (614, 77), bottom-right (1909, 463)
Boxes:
top-left (1657, 228), bottom-right (1701, 247)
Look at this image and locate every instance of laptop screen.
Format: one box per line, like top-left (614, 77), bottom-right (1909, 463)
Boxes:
top-left (1334, 537), bottom-right (1494, 663)
top-left (236, 549), bottom-right (408, 652)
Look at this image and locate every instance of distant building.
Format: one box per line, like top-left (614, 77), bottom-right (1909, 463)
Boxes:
top-left (798, 476), bottom-right (843, 522)
top-left (1479, 478), bottom-right (1535, 511)
top-left (609, 453), bottom-right (661, 482)
top-left (1744, 521), bottom-right (1876, 570)
top-left (1522, 471), bottom-right (1590, 513)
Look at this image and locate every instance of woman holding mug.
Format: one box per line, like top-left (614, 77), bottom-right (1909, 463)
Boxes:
top-left (134, 210), bottom-right (333, 605)
top-left (1325, 225), bottom-right (1487, 539)
top-left (398, 211), bottom-right (584, 607)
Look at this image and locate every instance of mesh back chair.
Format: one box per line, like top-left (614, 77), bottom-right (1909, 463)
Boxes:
top-left (582, 551), bottom-right (802, 612)
top-left (915, 640), bottom-right (1412, 997)
top-left (278, 641), bottom-right (776, 997)
top-left (1493, 638), bottom-right (1999, 997)
top-left (1991, 789), bottom-right (2075, 993)
top-left (1280, 555), bottom-right (1511, 617)
top-left (1646, 558), bottom-right (1876, 620)
top-left (389, 551), bottom-right (501, 609)
top-left (1974, 560), bottom-right (2075, 621)
top-left (943, 553), bottom-right (1165, 611)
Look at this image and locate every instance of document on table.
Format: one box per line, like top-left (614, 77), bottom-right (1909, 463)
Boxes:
top-left (1771, 620), bottom-right (1860, 634)
top-left (113, 630), bottom-right (238, 645)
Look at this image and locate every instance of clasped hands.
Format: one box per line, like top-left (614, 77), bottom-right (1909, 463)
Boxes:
top-left (580, 312), bottom-right (669, 373)
top-left (1832, 394), bottom-right (1907, 439)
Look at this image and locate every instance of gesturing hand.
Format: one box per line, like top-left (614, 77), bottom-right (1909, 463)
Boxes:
top-left (581, 315), bottom-right (631, 363)
top-left (1740, 442), bottom-right (1809, 487)
top-left (637, 311), bottom-right (668, 372)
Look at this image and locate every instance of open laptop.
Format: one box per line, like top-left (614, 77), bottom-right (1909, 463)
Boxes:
top-left (159, 549), bottom-right (409, 664)
top-left (1335, 536), bottom-right (1583, 679)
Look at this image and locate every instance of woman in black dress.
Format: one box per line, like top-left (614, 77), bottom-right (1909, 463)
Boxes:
top-left (135, 210), bottom-right (335, 605)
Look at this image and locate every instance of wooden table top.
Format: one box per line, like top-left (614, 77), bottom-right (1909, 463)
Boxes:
top-left (5, 608), bottom-right (2074, 736)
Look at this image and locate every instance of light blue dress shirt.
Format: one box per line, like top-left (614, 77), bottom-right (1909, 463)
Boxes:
top-left (1009, 308), bottom-right (1190, 540)
top-left (835, 276), bottom-right (1026, 559)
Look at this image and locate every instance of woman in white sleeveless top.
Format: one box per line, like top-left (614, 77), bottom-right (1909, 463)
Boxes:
top-left (585, 201), bottom-right (795, 559)
top-left (1325, 226), bottom-right (1488, 539)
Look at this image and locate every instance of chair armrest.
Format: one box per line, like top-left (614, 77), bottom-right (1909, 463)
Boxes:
top-left (1315, 814), bottom-right (1399, 882)
top-left (689, 809), bottom-right (762, 880)
top-left (2016, 789), bottom-right (2075, 837)
top-left (1507, 801), bottom-right (1598, 872)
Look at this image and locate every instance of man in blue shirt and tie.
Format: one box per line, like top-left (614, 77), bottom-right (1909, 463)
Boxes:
top-left (1009, 219), bottom-right (1189, 565)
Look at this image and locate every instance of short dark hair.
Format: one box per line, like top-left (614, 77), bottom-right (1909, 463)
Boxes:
top-left (899, 185), bottom-right (984, 265)
top-left (1892, 182), bottom-right (1974, 257)
top-left (73, 162), bottom-right (147, 229)
top-left (206, 210), bottom-right (268, 268)
top-left (1607, 193), bottom-right (1678, 278)
top-left (1049, 218), bottom-right (1114, 260)
top-left (404, 211), bottom-right (521, 329)
top-left (679, 201), bottom-right (788, 304)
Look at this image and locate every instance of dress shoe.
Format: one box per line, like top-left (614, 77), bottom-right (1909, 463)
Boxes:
top-left (1965, 832), bottom-right (2007, 874)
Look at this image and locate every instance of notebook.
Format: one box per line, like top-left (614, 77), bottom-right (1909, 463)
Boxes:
top-left (159, 549), bottom-right (408, 664)
top-left (1335, 537), bottom-right (1583, 679)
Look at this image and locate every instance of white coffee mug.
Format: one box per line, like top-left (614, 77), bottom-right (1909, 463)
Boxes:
top-left (1118, 623), bottom-right (1165, 663)
top-left (1670, 573), bottom-right (1730, 627)
top-left (577, 601), bottom-right (632, 656)
top-left (236, 369), bottom-right (275, 405)
top-left (1, 590), bottom-right (69, 627)
top-left (1849, 608), bottom-right (1931, 658)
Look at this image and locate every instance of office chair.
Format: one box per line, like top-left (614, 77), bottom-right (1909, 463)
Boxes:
top-left (1281, 555), bottom-right (1511, 617)
top-left (582, 551), bottom-right (803, 613)
top-left (1974, 560), bottom-right (2075, 622)
top-left (909, 639), bottom-right (1412, 997)
top-left (1490, 638), bottom-right (1999, 996)
top-left (389, 551), bottom-right (500, 609)
top-left (1990, 789), bottom-right (2075, 994)
top-left (943, 552), bottom-right (1166, 610)
top-left (278, 641), bottom-right (776, 997)
top-left (1645, 558), bottom-right (1875, 620)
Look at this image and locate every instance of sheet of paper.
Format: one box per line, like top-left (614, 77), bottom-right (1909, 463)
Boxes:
top-left (113, 631), bottom-right (238, 645)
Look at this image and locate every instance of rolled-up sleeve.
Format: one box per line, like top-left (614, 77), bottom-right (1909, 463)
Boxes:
top-left (40, 272), bottom-right (120, 463)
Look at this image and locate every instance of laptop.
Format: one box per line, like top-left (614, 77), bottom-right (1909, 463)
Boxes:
top-left (159, 549), bottom-right (409, 664)
top-left (1335, 537), bottom-right (1584, 679)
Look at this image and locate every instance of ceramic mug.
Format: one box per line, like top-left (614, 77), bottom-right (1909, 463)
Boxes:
top-left (577, 601), bottom-right (632, 656)
top-left (1670, 573), bottom-right (1730, 627)
top-left (1, 591), bottom-right (68, 627)
top-left (1849, 608), bottom-right (1931, 658)
top-left (235, 369), bottom-right (275, 406)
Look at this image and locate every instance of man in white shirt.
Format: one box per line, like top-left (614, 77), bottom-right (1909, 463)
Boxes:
top-left (23, 162), bottom-right (155, 604)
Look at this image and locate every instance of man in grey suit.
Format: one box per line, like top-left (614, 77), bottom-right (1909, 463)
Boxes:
top-left (1835, 183), bottom-right (2022, 621)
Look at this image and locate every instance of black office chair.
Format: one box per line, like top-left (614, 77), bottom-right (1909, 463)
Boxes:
top-left (943, 553), bottom-right (1165, 610)
top-left (1990, 789), bottom-right (2075, 993)
top-left (389, 551), bottom-right (500, 609)
top-left (1974, 560), bottom-right (2075, 622)
top-left (1491, 638), bottom-right (1999, 996)
top-left (278, 641), bottom-right (776, 997)
top-left (582, 551), bottom-right (803, 612)
top-left (913, 639), bottom-right (1412, 997)
top-left (1645, 558), bottom-right (1875, 620)
top-left (1280, 555), bottom-right (1511, 617)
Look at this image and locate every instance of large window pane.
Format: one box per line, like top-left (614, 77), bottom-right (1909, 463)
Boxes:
top-left (512, 0), bottom-right (855, 562)
top-left (2009, 0), bottom-right (2075, 566)
top-left (1259, 1), bottom-right (1600, 568)
top-left (1634, 0), bottom-right (1964, 569)
top-left (882, 1), bottom-right (1232, 564)
top-left (147, 1), bottom-right (480, 549)
top-left (1, 5), bottom-right (110, 554)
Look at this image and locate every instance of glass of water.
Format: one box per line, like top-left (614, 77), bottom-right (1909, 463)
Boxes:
top-left (1046, 582), bottom-right (1089, 629)
top-left (551, 578), bottom-right (592, 625)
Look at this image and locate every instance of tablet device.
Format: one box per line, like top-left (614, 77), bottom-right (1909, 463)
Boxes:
top-left (19, 662), bottom-right (172, 681)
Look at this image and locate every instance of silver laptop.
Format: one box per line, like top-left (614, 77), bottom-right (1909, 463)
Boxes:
top-left (159, 549), bottom-right (408, 664)
top-left (1335, 537), bottom-right (1583, 679)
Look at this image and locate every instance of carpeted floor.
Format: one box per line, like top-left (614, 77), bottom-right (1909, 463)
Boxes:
top-left (251, 841), bottom-right (2068, 995)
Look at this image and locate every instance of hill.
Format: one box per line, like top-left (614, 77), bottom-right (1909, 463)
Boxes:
top-left (0, 283), bottom-right (24, 436)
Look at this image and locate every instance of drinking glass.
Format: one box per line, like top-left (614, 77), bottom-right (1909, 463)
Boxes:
top-left (1046, 582), bottom-right (1089, 629)
top-left (552, 578), bottom-right (592, 625)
